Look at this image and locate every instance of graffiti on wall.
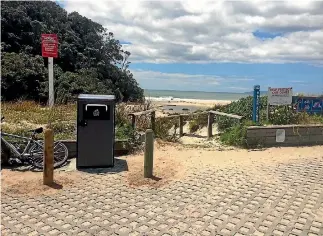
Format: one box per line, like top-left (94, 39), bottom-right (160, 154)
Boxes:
top-left (293, 96), bottom-right (323, 114)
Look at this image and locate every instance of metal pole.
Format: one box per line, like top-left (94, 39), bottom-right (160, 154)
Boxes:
top-left (253, 85), bottom-right (260, 123)
top-left (48, 57), bottom-right (54, 107)
top-left (253, 87), bottom-right (257, 123)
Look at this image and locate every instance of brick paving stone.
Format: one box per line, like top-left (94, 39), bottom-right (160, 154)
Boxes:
top-left (2, 157), bottom-right (323, 235)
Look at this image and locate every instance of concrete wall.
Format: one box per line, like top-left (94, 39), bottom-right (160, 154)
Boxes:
top-left (60, 140), bottom-right (130, 158)
top-left (60, 140), bottom-right (77, 158)
top-left (246, 124), bottom-right (323, 147)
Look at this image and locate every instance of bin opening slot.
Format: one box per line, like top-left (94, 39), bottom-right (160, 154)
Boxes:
top-left (83, 104), bottom-right (110, 120)
top-left (85, 104), bottom-right (108, 111)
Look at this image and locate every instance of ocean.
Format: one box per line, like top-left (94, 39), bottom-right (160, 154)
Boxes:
top-left (144, 89), bottom-right (250, 101)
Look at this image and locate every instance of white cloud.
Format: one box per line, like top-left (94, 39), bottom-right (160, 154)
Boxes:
top-left (132, 69), bottom-right (222, 86)
top-left (235, 78), bottom-right (255, 81)
top-left (64, 0), bottom-right (323, 64)
top-left (131, 69), bottom-right (258, 92)
top-left (228, 86), bottom-right (250, 91)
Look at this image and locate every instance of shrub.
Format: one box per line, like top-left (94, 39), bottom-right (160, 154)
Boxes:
top-left (115, 103), bottom-right (131, 127)
top-left (187, 112), bottom-right (209, 133)
top-left (216, 96), bottom-right (268, 131)
top-left (269, 107), bottom-right (300, 125)
top-left (219, 120), bottom-right (256, 148)
top-left (116, 123), bottom-right (135, 140)
top-left (220, 124), bottom-right (248, 147)
top-left (154, 117), bottom-right (178, 142)
top-left (189, 120), bottom-right (200, 133)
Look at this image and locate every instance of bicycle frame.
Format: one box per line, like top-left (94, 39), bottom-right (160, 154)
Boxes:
top-left (1, 132), bottom-right (39, 158)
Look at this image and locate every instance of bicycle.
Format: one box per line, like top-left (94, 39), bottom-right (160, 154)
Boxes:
top-left (1, 117), bottom-right (68, 169)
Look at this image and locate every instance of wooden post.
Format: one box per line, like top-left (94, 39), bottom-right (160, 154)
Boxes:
top-left (144, 129), bottom-right (154, 178)
top-left (151, 111), bottom-right (155, 133)
top-left (131, 114), bottom-right (136, 130)
top-left (179, 115), bottom-right (184, 137)
top-left (267, 87), bottom-right (270, 122)
top-left (207, 112), bottom-right (214, 139)
top-left (43, 128), bottom-right (54, 185)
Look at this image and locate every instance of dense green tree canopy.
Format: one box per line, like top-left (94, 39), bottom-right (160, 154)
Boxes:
top-left (1, 1), bottom-right (144, 103)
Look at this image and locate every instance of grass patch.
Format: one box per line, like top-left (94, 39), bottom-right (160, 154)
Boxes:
top-left (219, 124), bottom-right (248, 147)
top-left (1, 100), bottom-right (177, 149)
top-left (1, 101), bottom-right (148, 142)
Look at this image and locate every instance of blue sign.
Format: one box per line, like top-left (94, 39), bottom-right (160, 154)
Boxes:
top-left (293, 96), bottom-right (323, 114)
top-left (253, 85), bottom-right (260, 123)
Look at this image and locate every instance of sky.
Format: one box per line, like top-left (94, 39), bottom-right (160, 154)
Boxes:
top-left (59, 0), bottom-right (323, 94)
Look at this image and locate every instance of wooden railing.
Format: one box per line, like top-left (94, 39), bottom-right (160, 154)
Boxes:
top-left (129, 109), bottom-right (156, 132)
top-left (129, 108), bottom-right (243, 139)
top-left (167, 111), bottom-right (208, 137)
top-left (207, 111), bottom-right (243, 138)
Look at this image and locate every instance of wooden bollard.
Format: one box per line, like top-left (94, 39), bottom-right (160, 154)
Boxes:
top-left (207, 112), bottom-right (214, 139)
top-left (151, 111), bottom-right (156, 133)
top-left (43, 128), bottom-right (54, 185)
top-left (144, 129), bottom-right (154, 178)
top-left (179, 115), bottom-right (184, 137)
top-left (131, 114), bottom-right (136, 129)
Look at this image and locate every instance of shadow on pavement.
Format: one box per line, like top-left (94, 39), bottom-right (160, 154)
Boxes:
top-left (76, 158), bottom-right (128, 174)
top-left (44, 182), bottom-right (63, 189)
top-left (150, 175), bottom-right (162, 181)
top-left (183, 133), bottom-right (208, 139)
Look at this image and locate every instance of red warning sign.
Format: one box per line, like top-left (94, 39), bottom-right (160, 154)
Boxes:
top-left (41, 34), bottom-right (58, 58)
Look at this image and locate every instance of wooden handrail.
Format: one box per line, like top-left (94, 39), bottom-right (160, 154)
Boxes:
top-left (128, 108), bottom-right (243, 139)
top-left (167, 111), bottom-right (208, 118)
top-left (129, 108), bottom-right (156, 117)
top-left (207, 110), bottom-right (243, 138)
top-left (128, 109), bottom-right (156, 132)
top-left (209, 110), bottom-right (243, 120)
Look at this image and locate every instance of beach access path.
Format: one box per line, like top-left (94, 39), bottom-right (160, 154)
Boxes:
top-left (1, 144), bottom-right (323, 236)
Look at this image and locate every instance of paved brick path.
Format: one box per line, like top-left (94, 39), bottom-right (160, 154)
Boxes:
top-left (2, 157), bottom-right (323, 236)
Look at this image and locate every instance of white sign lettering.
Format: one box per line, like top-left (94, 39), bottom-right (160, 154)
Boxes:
top-left (268, 87), bottom-right (293, 105)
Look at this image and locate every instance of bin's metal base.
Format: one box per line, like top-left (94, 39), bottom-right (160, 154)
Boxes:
top-left (76, 164), bottom-right (114, 169)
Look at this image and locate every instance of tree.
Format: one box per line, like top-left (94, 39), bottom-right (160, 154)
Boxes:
top-left (1, 52), bottom-right (46, 101)
top-left (1, 1), bottom-right (144, 103)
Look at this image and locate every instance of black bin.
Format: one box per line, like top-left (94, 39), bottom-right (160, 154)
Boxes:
top-left (77, 94), bottom-right (115, 168)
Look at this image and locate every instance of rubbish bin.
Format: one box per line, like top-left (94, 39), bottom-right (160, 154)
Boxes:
top-left (77, 94), bottom-right (115, 168)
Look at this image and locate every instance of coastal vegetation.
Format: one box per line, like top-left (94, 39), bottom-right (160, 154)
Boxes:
top-left (189, 95), bottom-right (323, 147)
top-left (1, 1), bottom-right (144, 103)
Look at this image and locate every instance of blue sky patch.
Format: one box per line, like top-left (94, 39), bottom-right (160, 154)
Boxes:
top-left (119, 41), bottom-right (132, 45)
top-left (55, 1), bottom-right (65, 7)
top-left (253, 30), bottom-right (283, 40)
top-left (131, 62), bottom-right (323, 94)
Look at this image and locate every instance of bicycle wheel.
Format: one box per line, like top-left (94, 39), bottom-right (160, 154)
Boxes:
top-left (30, 141), bottom-right (69, 169)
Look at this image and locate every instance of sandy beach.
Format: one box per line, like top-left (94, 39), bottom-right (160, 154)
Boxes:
top-left (147, 97), bottom-right (233, 117)
top-left (148, 97), bottom-right (232, 108)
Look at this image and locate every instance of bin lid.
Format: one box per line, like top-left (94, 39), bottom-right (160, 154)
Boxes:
top-left (78, 94), bottom-right (115, 100)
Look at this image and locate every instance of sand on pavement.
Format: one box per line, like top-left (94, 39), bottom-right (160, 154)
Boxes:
top-left (2, 140), bottom-right (322, 195)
